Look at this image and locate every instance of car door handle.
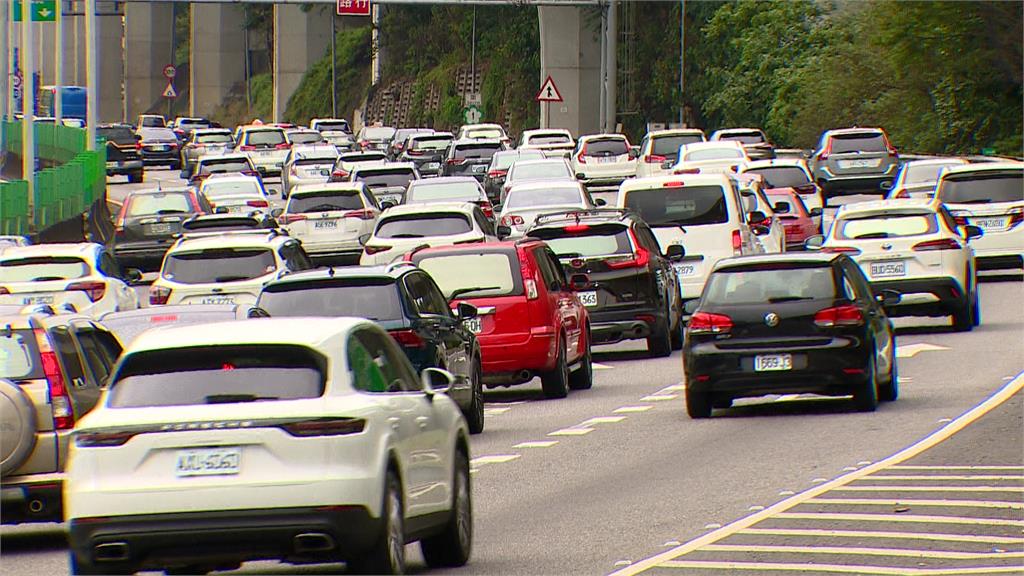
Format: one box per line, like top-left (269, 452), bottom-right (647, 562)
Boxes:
top-left (388, 416), bottom-right (401, 431)
top-left (416, 416), bottom-right (430, 430)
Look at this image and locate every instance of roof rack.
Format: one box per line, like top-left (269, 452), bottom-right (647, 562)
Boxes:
top-left (384, 260), bottom-right (419, 273)
top-left (531, 208), bottom-right (634, 227)
top-left (173, 228), bottom-right (287, 241)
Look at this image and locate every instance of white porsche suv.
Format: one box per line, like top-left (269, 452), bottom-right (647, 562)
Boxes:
top-left (935, 162), bottom-right (1023, 271)
top-left (65, 317), bottom-right (472, 575)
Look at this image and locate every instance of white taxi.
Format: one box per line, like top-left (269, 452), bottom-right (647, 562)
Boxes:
top-left (360, 202), bottom-right (499, 265)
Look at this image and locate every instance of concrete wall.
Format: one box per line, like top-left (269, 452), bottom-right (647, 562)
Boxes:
top-left (125, 2), bottom-right (174, 121)
top-left (272, 5), bottom-right (332, 122)
top-left (96, 2), bottom-right (124, 123)
top-left (190, 4), bottom-right (246, 119)
top-left (538, 5), bottom-right (602, 138)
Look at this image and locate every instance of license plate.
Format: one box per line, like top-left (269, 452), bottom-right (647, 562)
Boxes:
top-left (838, 158), bottom-right (881, 169)
top-left (258, 150), bottom-right (273, 157)
top-left (106, 161), bottom-right (117, 168)
top-left (145, 223), bottom-right (173, 236)
top-left (870, 260), bottom-right (906, 278)
top-left (597, 157), bottom-right (619, 164)
top-left (175, 446), bottom-right (241, 477)
top-left (577, 291), bottom-right (598, 307)
top-left (22, 295), bottom-right (54, 305)
top-left (199, 296), bottom-right (236, 304)
top-left (378, 194), bottom-right (401, 204)
top-left (314, 219), bottom-right (339, 230)
top-left (425, 162), bottom-right (440, 170)
top-left (971, 217), bottom-right (1007, 230)
top-left (755, 354), bottom-right (792, 372)
top-left (464, 317), bottom-right (483, 334)
top-left (674, 262), bottom-right (701, 278)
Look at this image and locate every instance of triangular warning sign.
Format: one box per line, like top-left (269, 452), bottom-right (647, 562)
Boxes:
top-left (162, 83), bottom-right (177, 99)
top-left (536, 76), bottom-right (563, 103)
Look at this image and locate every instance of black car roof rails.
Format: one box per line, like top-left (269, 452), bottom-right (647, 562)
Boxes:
top-left (384, 260), bottom-right (419, 274)
top-left (173, 228), bottom-right (285, 241)
top-left (532, 208), bottom-right (634, 226)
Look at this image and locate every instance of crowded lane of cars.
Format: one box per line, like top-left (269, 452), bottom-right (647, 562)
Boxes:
top-left (2, 116), bottom-right (1022, 575)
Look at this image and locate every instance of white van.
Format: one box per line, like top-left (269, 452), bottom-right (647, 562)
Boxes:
top-left (616, 174), bottom-right (764, 302)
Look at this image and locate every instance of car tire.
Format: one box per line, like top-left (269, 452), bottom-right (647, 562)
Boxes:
top-left (128, 171), bottom-right (143, 184)
top-left (647, 316), bottom-right (672, 358)
top-left (350, 471), bottom-right (405, 575)
top-left (852, 348), bottom-right (879, 412)
top-left (420, 450), bottom-right (472, 568)
top-left (686, 387), bottom-right (712, 419)
top-left (878, 343), bottom-right (899, 402)
top-left (541, 339), bottom-right (569, 399)
top-left (951, 295), bottom-right (975, 332)
top-left (464, 360), bottom-right (485, 435)
top-left (568, 330), bottom-right (593, 391)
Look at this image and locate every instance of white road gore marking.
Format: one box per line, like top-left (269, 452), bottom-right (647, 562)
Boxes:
top-left (548, 427), bottom-right (594, 436)
top-left (701, 543), bottom-right (1024, 560)
top-left (891, 465), bottom-right (1024, 470)
top-left (740, 527), bottom-right (1024, 545)
top-left (805, 497), bottom-right (1024, 509)
top-left (774, 512), bottom-right (1024, 526)
top-left (513, 440), bottom-right (558, 449)
top-left (470, 454), bottom-right (521, 466)
top-left (862, 474), bottom-right (1024, 481)
top-left (836, 485), bottom-right (1024, 493)
top-left (592, 362), bottom-right (615, 370)
top-left (895, 342), bottom-right (950, 358)
top-left (580, 416), bottom-right (627, 426)
top-left (658, 560), bottom-right (1024, 574)
top-left (640, 394), bottom-right (678, 402)
top-left (614, 405), bottom-right (653, 414)
top-left (659, 383), bottom-right (687, 392)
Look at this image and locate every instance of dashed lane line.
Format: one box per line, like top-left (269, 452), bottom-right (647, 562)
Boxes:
top-left (699, 543), bottom-right (1024, 560)
top-left (739, 527), bottom-right (1024, 545)
top-left (656, 560), bottom-right (1024, 575)
top-left (593, 362), bottom-right (615, 370)
top-left (614, 405), bottom-right (653, 414)
top-left (580, 416), bottom-right (627, 426)
top-left (896, 342), bottom-right (951, 358)
top-left (773, 511), bottom-right (1024, 526)
top-left (470, 454), bottom-right (521, 466)
top-left (835, 485), bottom-right (1024, 492)
top-left (548, 427), bottom-right (594, 436)
top-left (804, 497), bottom-right (1024, 509)
top-left (640, 394), bottom-right (678, 402)
top-left (513, 440), bottom-right (558, 449)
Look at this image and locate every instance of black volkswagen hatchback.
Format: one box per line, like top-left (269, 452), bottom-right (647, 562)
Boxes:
top-left (683, 253), bottom-right (898, 418)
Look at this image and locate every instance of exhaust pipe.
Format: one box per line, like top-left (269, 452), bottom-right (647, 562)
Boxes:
top-left (517, 370), bottom-right (532, 382)
top-left (27, 499), bottom-right (44, 513)
top-left (94, 542), bottom-right (130, 562)
top-left (294, 532), bottom-right (335, 554)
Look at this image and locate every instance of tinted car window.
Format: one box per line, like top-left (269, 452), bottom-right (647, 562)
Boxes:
top-left (684, 148), bottom-right (744, 162)
top-left (375, 214), bottom-right (472, 238)
top-left (410, 136), bottom-right (453, 151)
top-left (164, 248), bottom-right (276, 284)
top-left (355, 170), bottom-right (416, 188)
top-left (904, 163), bottom-right (960, 184)
top-left (246, 130), bottom-right (286, 146)
top-left (416, 252), bottom-right (520, 298)
top-left (0, 329), bottom-right (41, 379)
top-left (453, 144), bottom-right (502, 160)
top-left (0, 257), bottom-right (90, 282)
top-left (97, 127), bottom-right (136, 144)
top-left (744, 166), bottom-right (811, 188)
top-left (196, 133), bottom-right (233, 144)
top-left (583, 139), bottom-right (628, 157)
top-left (288, 190), bottom-right (365, 213)
top-left (259, 279), bottom-right (403, 321)
top-left (836, 213), bottom-right (938, 240)
top-left (528, 135), bottom-right (572, 145)
top-left (529, 223), bottom-right (632, 258)
top-left (109, 345), bottom-right (324, 408)
top-left (718, 132), bottom-right (764, 144)
top-left (625, 185), bottom-right (729, 226)
top-left (127, 192), bottom-right (193, 216)
top-left (404, 274), bottom-right (449, 316)
top-left (937, 171), bottom-right (1023, 204)
top-left (703, 266), bottom-right (836, 305)
top-left (288, 132), bottom-right (323, 144)
top-left (830, 133), bottom-right (886, 153)
top-left (652, 135), bottom-right (704, 157)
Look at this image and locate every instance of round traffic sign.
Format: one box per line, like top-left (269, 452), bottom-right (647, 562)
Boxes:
top-left (162, 64), bottom-right (177, 80)
top-left (12, 73), bottom-right (21, 88)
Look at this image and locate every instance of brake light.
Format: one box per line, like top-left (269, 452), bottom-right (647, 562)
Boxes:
top-left (688, 312), bottom-right (733, 335)
top-left (476, 201), bottom-right (493, 219)
top-left (149, 285), bottom-right (171, 305)
top-left (912, 238), bottom-right (961, 251)
top-left (814, 304), bottom-right (864, 327)
top-left (576, 147), bottom-right (587, 165)
top-left (644, 154), bottom-right (666, 164)
top-left (247, 199), bottom-right (270, 208)
top-left (517, 246), bottom-right (539, 300)
top-left (331, 170), bottom-right (349, 180)
top-left (35, 330), bottom-right (73, 430)
top-left (405, 149), bottom-right (424, 156)
top-left (793, 184), bottom-right (817, 195)
top-left (359, 140), bottom-right (370, 148)
top-left (66, 281), bottom-right (106, 302)
top-left (280, 417), bottom-right (366, 437)
top-left (275, 142), bottom-right (292, 150)
top-left (363, 245), bottom-right (391, 255)
top-left (500, 215), bottom-right (525, 227)
top-left (0, 287), bottom-right (8, 295)
top-left (238, 145), bottom-right (256, 151)
top-left (524, 278), bottom-right (539, 300)
top-left (673, 167), bottom-right (701, 175)
top-left (564, 224), bottom-right (590, 233)
top-left (662, 181), bottom-right (686, 187)
top-left (487, 169), bottom-right (507, 178)
top-left (343, 209), bottom-right (375, 220)
top-left (731, 229), bottom-right (742, 254)
top-left (950, 210), bottom-right (970, 226)
top-left (817, 139), bottom-right (832, 162)
top-left (390, 329), bottom-right (424, 348)
top-left (822, 246), bottom-right (862, 254)
top-left (278, 213), bottom-right (307, 224)
top-left (607, 230), bottom-right (650, 269)
top-left (76, 430), bottom-right (137, 447)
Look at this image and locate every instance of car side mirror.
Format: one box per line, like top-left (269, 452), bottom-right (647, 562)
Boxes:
top-left (664, 243), bottom-right (685, 262)
top-left (358, 233), bottom-right (371, 245)
top-left (747, 210), bottom-right (767, 226)
top-left (804, 235), bottom-right (825, 250)
top-left (875, 289), bottom-right (901, 306)
top-left (456, 301), bottom-right (478, 320)
top-left (270, 207), bottom-right (284, 218)
top-left (380, 200), bottom-right (396, 210)
top-left (809, 207), bottom-right (824, 217)
top-left (247, 306), bottom-right (271, 318)
top-left (496, 225), bottom-right (512, 239)
top-left (773, 201), bottom-right (791, 214)
top-left (421, 367), bottom-right (455, 398)
top-left (594, 198), bottom-right (607, 207)
top-left (569, 273), bottom-right (590, 291)
top-left (963, 225), bottom-right (984, 241)
top-left (123, 268), bottom-right (143, 284)
top-left (683, 300), bottom-right (700, 316)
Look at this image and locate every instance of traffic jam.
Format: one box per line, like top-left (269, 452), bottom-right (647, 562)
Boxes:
top-left (1, 116), bottom-right (1022, 575)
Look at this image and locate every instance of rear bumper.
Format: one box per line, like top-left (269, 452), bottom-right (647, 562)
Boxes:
top-left (140, 149), bottom-right (178, 164)
top-left (68, 506), bottom-right (381, 570)
top-left (589, 304), bottom-right (664, 344)
top-left (977, 254), bottom-right (1023, 270)
top-left (816, 168), bottom-right (898, 195)
top-left (1, 473), bottom-right (64, 524)
top-left (479, 330), bottom-right (557, 379)
top-left (106, 159), bottom-right (143, 175)
top-left (579, 176), bottom-right (628, 191)
top-left (869, 277), bottom-right (966, 317)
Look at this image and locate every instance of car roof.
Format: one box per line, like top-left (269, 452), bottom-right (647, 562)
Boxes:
top-left (621, 173), bottom-right (732, 191)
top-left (522, 128), bottom-right (572, 137)
top-left (901, 157), bottom-right (969, 167)
top-left (192, 128), bottom-right (231, 135)
top-left (171, 230), bottom-right (291, 250)
top-left (713, 253), bottom-right (841, 271)
top-left (241, 126), bottom-right (285, 133)
top-left (126, 317), bottom-right (371, 354)
top-left (507, 180), bottom-right (583, 193)
top-left (462, 123), bottom-right (504, 130)
top-left (352, 162), bottom-right (417, 173)
top-left (201, 174), bottom-right (260, 185)
top-left (411, 131), bottom-right (453, 140)
top-left (579, 133), bottom-right (628, 142)
top-left (0, 243), bottom-right (100, 259)
top-left (940, 161), bottom-right (1023, 176)
top-left (411, 240), bottom-right (535, 258)
top-left (290, 182), bottom-right (366, 195)
top-left (836, 198), bottom-right (938, 216)
top-left (712, 128), bottom-right (765, 136)
top-left (453, 138), bottom-right (504, 146)
top-left (291, 145), bottom-right (338, 157)
top-left (825, 127), bottom-right (886, 136)
top-left (647, 128), bottom-right (705, 138)
top-left (681, 141), bottom-right (745, 151)
top-left (742, 158), bottom-right (809, 170)
top-left (380, 202), bottom-right (477, 216)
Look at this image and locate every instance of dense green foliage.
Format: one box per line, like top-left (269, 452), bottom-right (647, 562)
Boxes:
top-left (285, 27), bottom-right (372, 125)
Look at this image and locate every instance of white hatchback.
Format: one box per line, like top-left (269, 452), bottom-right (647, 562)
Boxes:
top-left (279, 182), bottom-right (379, 264)
top-left (572, 134), bottom-right (637, 191)
top-left (0, 243), bottom-right (138, 317)
top-left (634, 128), bottom-right (707, 179)
top-left (198, 174), bottom-right (271, 216)
top-left (935, 162), bottom-right (1023, 271)
top-left (671, 141), bottom-right (750, 175)
top-left (498, 180), bottom-right (597, 238)
top-left (518, 128), bottom-right (576, 158)
top-left (65, 317), bottom-right (472, 575)
top-left (360, 202), bottom-right (499, 265)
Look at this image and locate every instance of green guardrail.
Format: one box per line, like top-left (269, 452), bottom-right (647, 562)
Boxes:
top-left (0, 121), bottom-right (105, 235)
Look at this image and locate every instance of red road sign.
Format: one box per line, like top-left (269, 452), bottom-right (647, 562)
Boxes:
top-left (163, 64), bottom-right (176, 79)
top-left (337, 0), bottom-right (371, 16)
top-left (536, 76), bottom-right (563, 103)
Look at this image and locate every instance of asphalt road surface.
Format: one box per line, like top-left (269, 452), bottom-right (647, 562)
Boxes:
top-left (1, 168), bottom-right (1021, 576)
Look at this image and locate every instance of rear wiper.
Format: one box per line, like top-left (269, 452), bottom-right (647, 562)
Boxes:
top-left (956, 199), bottom-right (992, 204)
top-left (306, 204), bottom-right (344, 212)
top-left (204, 394), bottom-right (279, 404)
top-left (767, 296), bottom-right (812, 303)
top-left (214, 275), bottom-right (250, 282)
top-left (389, 233), bottom-right (424, 238)
top-left (32, 276), bottom-right (65, 281)
top-left (156, 209), bottom-right (187, 214)
top-left (853, 232), bottom-right (889, 239)
top-left (451, 286), bottom-right (500, 299)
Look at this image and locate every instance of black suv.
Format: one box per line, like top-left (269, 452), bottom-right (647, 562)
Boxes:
top-left (97, 124), bottom-right (144, 183)
top-left (254, 263), bottom-right (485, 433)
top-left (398, 132), bottom-right (455, 177)
top-left (112, 188), bottom-right (212, 271)
top-left (443, 138), bottom-right (506, 181)
top-left (525, 209), bottom-right (685, 357)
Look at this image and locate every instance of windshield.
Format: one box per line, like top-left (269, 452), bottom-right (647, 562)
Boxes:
top-left (744, 166), bottom-right (811, 188)
top-left (904, 162), bottom-right (963, 185)
top-left (625, 185), bottom-right (729, 226)
top-left (0, 329), bottom-right (42, 380)
top-left (288, 132), bottom-right (324, 144)
top-left (466, 128), bottom-right (504, 139)
top-left (583, 139), bottom-right (628, 157)
top-left (97, 127), bottom-right (135, 144)
top-left (703, 266), bottom-right (836, 305)
top-left (408, 182), bottom-right (481, 202)
top-left (416, 253), bottom-right (519, 298)
top-left (356, 170), bottom-right (416, 188)
top-left (109, 345), bottom-right (324, 408)
top-left (454, 144), bottom-right (502, 160)
top-left (245, 130), bottom-right (286, 146)
top-left (528, 134), bottom-right (572, 145)
top-left (684, 148), bottom-right (744, 162)
top-left (510, 163), bottom-right (572, 181)
top-left (836, 213), bottom-right (938, 240)
top-left (202, 181), bottom-right (262, 198)
top-left (717, 132), bottom-right (765, 144)
top-left (411, 137), bottom-right (453, 151)
top-left (315, 121), bottom-right (349, 132)
top-left (0, 257), bottom-right (90, 282)
top-left (652, 135), bottom-right (704, 158)
top-left (196, 133), bottom-right (232, 144)
top-left (530, 224), bottom-right (632, 258)
top-left (363, 127), bottom-right (396, 140)
top-left (505, 186), bottom-right (584, 210)
top-left (288, 191), bottom-right (365, 213)
top-left (259, 280), bottom-right (403, 321)
top-left (200, 159), bottom-right (250, 174)
top-left (163, 248), bottom-right (276, 284)
top-left (127, 193), bottom-right (193, 216)
top-left (938, 172), bottom-right (1023, 204)
top-left (376, 214), bottom-right (473, 238)
top-left (830, 133), bottom-right (886, 153)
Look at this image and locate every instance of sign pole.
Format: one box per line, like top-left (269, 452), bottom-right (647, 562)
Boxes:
top-left (0, 0), bottom-right (7, 122)
top-left (331, 12), bottom-right (337, 118)
top-left (85, 0), bottom-right (97, 149)
top-left (20, 0), bottom-right (35, 222)
top-left (55, 0), bottom-right (62, 124)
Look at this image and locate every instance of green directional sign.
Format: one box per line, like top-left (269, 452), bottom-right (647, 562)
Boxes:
top-left (13, 1), bottom-right (57, 22)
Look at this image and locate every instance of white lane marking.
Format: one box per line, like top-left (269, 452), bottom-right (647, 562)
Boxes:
top-left (612, 560), bottom-right (632, 567)
top-left (836, 485), bottom-right (1024, 493)
top-left (660, 383), bottom-right (687, 392)
top-left (774, 512), bottom-right (1024, 526)
top-left (662, 540), bottom-right (681, 547)
top-left (703, 523), bottom-right (722, 529)
top-left (891, 465), bottom-right (1024, 470)
top-left (811, 478), bottom-right (829, 483)
top-left (774, 394), bottom-right (801, 402)
top-left (740, 527), bottom-right (1024, 545)
top-left (778, 490), bottom-right (795, 496)
top-left (857, 461), bottom-right (873, 466)
top-left (580, 416), bottom-right (627, 426)
top-left (895, 342), bottom-right (950, 358)
top-left (548, 427), bottom-right (594, 436)
top-left (701, 543), bottom-right (1024, 560)
top-left (747, 505), bottom-right (765, 512)
top-left (657, 560), bottom-right (1024, 574)
top-left (513, 440), bottom-right (558, 449)
top-left (614, 405), bottom-right (653, 414)
top-left (806, 497), bottom-right (1024, 509)
top-left (937, 417), bottom-right (954, 423)
top-left (641, 394), bottom-right (678, 401)
top-left (484, 407), bottom-right (512, 415)
top-left (470, 454), bottom-right (521, 466)
top-left (861, 474), bottom-right (1024, 481)
top-left (842, 466), bottom-right (858, 471)
top-left (898, 377), bottom-right (913, 382)
top-left (592, 362), bottom-right (615, 370)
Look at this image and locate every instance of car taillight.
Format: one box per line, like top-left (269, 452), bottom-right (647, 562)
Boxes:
top-left (1007, 207), bottom-right (1024, 229)
top-left (331, 170), bottom-right (349, 180)
top-left (500, 215), bottom-right (525, 226)
top-left (135, 141), bottom-right (143, 150)
top-left (149, 285), bottom-right (171, 305)
top-left (817, 140), bottom-right (832, 162)
top-left (524, 278), bottom-right (539, 300)
top-left (76, 430), bottom-right (137, 447)
top-left (280, 417), bottom-right (366, 437)
top-left (516, 246), bottom-right (539, 300)
top-left (278, 214), bottom-right (307, 224)
top-left (487, 169), bottom-right (507, 178)
top-left (344, 209), bottom-right (375, 220)
top-left (913, 238), bottom-right (961, 251)
top-left (883, 133), bottom-right (897, 156)
top-left (814, 304), bottom-right (864, 327)
top-left (644, 154), bottom-right (666, 164)
top-left (950, 210), bottom-right (970, 226)
top-left (34, 330), bottom-right (74, 430)
top-left (822, 246), bottom-right (862, 255)
top-left (673, 167), bottom-right (701, 175)
top-left (447, 158), bottom-right (464, 165)
top-left (793, 184), bottom-right (817, 195)
top-left (576, 152), bottom-right (587, 165)
top-left (66, 280), bottom-right (106, 302)
top-left (476, 201), bottom-right (493, 218)
top-left (688, 312), bottom-right (733, 335)
top-left (359, 140), bottom-right (370, 148)
top-left (275, 142), bottom-right (292, 150)
top-left (731, 229), bottom-right (742, 254)
top-left (247, 199), bottom-right (270, 208)
top-left (406, 149), bottom-right (424, 156)
top-left (364, 245), bottom-right (391, 255)
top-left (238, 145), bottom-right (256, 151)
top-left (390, 329), bottom-right (424, 348)
top-left (0, 287), bottom-right (8, 295)
top-left (607, 230), bottom-right (650, 269)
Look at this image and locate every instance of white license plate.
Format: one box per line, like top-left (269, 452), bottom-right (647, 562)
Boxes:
top-left (175, 446), bottom-right (241, 477)
top-left (258, 150), bottom-right (273, 157)
top-left (971, 217), bottom-right (1007, 230)
top-left (314, 219), bottom-right (339, 230)
top-left (464, 317), bottom-right (483, 334)
top-left (597, 156), bottom-right (619, 164)
top-left (199, 296), bottom-right (236, 305)
top-left (755, 354), bottom-right (792, 372)
top-left (577, 291), bottom-right (598, 307)
top-left (378, 194), bottom-right (402, 204)
top-left (106, 161), bottom-right (117, 168)
top-left (838, 158), bottom-right (881, 169)
top-left (145, 223), bottom-right (173, 235)
top-left (425, 162), bottom-right (440, 170)
top-left (21, 295), bottom-right (55, 305)
top-left (674, 262), bottom-right (701, 278)
top-left (870, 260), bottom-right (906, 278)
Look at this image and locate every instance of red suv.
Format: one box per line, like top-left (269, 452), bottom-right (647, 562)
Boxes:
top-left (409, 240), bottom-right (592, 399)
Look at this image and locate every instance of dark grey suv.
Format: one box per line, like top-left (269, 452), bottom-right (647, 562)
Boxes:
top-left (810, 127), bottom-right (899, 198)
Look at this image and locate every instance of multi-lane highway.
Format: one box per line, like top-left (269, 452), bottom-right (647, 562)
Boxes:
top-left (2, 166), bottom-right (1021, 575)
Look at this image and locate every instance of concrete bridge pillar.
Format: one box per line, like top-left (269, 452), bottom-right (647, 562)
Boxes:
top-left (125, 2), bottom-right (174, 121)
top-left (538, 5), bottom-right (603, 138)
top-left (272, 5), bottom-right (332, 123)
top-left (190, 4), bottom-right (246, 120)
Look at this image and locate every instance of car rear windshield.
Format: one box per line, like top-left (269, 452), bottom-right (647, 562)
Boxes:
top-left (454, 143), bottom-right (502, 160)
top-left (684, 148), bottom-right (744, 162)
top-left (288, 132), bottom-right (323, 144)
top-left (245, 130), bottom-right (286, 146)
top-left (408, 182), bottom-right (481, 202)
top-left (203, 181), bottom-right (262, 198)
top-left (717, 132), bottom-right (765, 144)
top-left (196, 133), bottom-right (232, 144)
top-left (139, 117), bottom-right (164, 127)
top-left (411, 136), bottom-right (453, 151)
top-left (836, 213), bottom-right (938, 240)
top-left (315, 121), bottom-right (349, 132)
top-left (0, 257), bottom-right (90, 282)
top-left (528, 134), bottom-right (572, 145)
top-left (490, 153), bottom-right (532, 171)
top-left (703, 265), bottom-right (836, 305)
top-left (529, 223), bottom-right (632, 258)
top-left (583, 139), bottom-right (628, 157)
top-left (0, 329), bottom-right (42, 380)
top-left (259, 279), bottom-right (403, 321)
top-left (102, 310), bottom-right (240, 345)
top-left (376, 214), bottom-right (473, 238)
top-left (355, 169), bottom-right (416, 188)
top-left (340, 152), bottom-right (386, 163)
top-left (363, 127), bottom-right (396, 140)
top-left (163, 248), bottom-right (276, 284)
top-left (97, 127), bottom-right (136, 144)
top-left (744, 166), bottom-right (811, 188)
top-left (830, 132), bottom-right (886, 154)
top-left (141, 128), bottom-right (176, 142)
top-left (295, 156), bottom-right (336, 166)
top-left (288, 190), bottom-right (365, 213)
top-left (904, 162), bottom-right (962, 185)
top-left (652, 135), bottom-right (704, 157)
top-left (127, 192), bottom-right (193, 217)
top-left (937, 171), bottom-right (1024, 204)
top-left (510, 163), bottom-right (571, 181)
top-left (415, 252), bottom-right (520, 298)
top-left (200, 159), bottom-right (250, 174)
top-left (108, 345), bottom-right (325, 408)
top-left (505, 186), bottom-right (583, 210)
top-left (624, 185), bottom-right (729, 226)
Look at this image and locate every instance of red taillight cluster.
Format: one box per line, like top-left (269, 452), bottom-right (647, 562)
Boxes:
top-left (0, 287), bottom-right (8, 295)
top-left (238, 145), bottom-right (256, 152)
top-left (607, 229), bottom-right (650, 269)
top-left (517, 246), bottom-right (539, 300)
top-left (817, 140), bottom-right (833, 162)
top-left (363, 245), bottom-right (391, 255)
top-left (280, 418), bottom-right (365, 437)
top-left (813, 305), bottom-right (863, 327)
top-left (331, 170), bottom-right (349, 180)
top-left (644, 154), bottom-right (666, 164)
top-left (689, 312), bottom-right (733, 335)
top-left (405, 149), bottom-right (425, 156)
top-left (487, 169), bottom-right (507, 178)
top-left (912, 238), bottom-right (961, 251)
top-left (1008, 207), bottom-right (1024, 229)
top-left (731, 229), bottom-right (742, 254)
top-left (149, 285), bottom-right (171, 306)
top-left (822, 246), bottom-right (862, 255)
top-left (500, 215), bottom-right (525, 227)
top-left (278, 213), bottom-right (306, 224)
top-left (390, 329), bottom-right (424, 348)
top-left (247, 199), bottom-right (270, 208)
top-left (34, 329), bottom-right (74, 430)
top-left (275, 142), bottom-right (292, 150)
top-left (476, 201), bottom-right (494, 219)
top-left (344, 209), bottom-right (376, 220)
top-left (67, 281), bottom-right (107, 302)
top-left (793, 184), bottom-right (817, 195)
